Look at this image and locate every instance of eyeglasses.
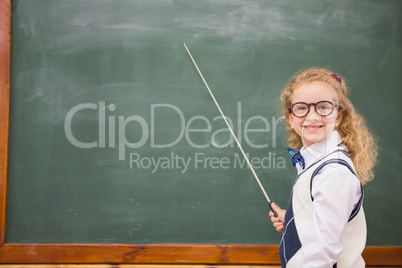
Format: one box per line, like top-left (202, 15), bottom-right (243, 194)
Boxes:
top-left (288, 101), bottom-right (340, 118)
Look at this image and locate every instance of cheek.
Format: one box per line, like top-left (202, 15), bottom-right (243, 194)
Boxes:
top-left (323, 114), bottom-right (338, 125)
top-left (289, 115), bottom-right (302, 130)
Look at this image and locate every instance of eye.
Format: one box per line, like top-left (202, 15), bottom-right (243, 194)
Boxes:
top-left (318, 105), bottom-right (330, 111)
top-left (294, 105), bottom-right (307, 111)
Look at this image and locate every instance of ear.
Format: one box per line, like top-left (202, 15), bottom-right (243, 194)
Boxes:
top-left (335, 109), bottom-right (343, 127)
top-left (288, 112), bottom-right (295, 130)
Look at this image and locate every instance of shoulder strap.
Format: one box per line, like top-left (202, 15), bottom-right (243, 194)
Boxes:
top-left (309, 156), bottom-right (364, 222)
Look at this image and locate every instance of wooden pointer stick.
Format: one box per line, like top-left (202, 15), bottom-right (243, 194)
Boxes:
top-left (183, 43), bottom-right (278, 217)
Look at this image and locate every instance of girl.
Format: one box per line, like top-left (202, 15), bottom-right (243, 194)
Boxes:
top-left (269, 67), bottom-right (377, 268)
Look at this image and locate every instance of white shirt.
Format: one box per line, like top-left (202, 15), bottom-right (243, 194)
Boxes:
top-left (295, 131), bottom-right (362, 268)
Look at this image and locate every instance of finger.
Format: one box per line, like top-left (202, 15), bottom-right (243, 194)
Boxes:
top-left (273, 222), bottom-right (282, 228)
top-left (271, 202), bottom-right (281, 212)
top-left (274, 222), bottom-right (284, 230)
top-left (271, 216), bottom-right (279, 223)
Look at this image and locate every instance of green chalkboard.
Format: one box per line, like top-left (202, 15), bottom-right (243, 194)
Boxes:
top-left (6, 0), bottom-right (401, 246)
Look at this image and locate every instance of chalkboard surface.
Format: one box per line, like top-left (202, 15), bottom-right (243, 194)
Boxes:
top-left (6, 0), bottom-right (401, 246)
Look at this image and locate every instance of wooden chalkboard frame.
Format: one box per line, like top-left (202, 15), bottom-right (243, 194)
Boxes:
top-left (0, 1), bottom-right (401, 266)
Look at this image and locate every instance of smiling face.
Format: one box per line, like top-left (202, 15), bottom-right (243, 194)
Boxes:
top-left (288, 81), bottom-right (343, 148)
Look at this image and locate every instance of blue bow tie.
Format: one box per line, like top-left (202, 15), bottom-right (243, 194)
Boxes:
top-left (287, 147), bottom-right (305, 169)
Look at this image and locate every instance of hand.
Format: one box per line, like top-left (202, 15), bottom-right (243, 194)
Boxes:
top-left (269, 202), bottom-right (286, 232)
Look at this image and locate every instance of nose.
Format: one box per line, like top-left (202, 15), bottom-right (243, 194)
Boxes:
top-left (306, 105), bottom-right (320, 120)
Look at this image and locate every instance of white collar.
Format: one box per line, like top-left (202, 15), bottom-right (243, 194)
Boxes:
top-left (295, 130), bottom-right (345, 173)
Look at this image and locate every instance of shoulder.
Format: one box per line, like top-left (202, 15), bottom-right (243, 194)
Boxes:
top-left (311, 162), bottom-right (362, 200)
top-left (313, 160), bottom-right (359, 185)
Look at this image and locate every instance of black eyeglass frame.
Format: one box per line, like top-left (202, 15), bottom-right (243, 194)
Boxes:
top-left (288, 100), bottom-right (340, 118)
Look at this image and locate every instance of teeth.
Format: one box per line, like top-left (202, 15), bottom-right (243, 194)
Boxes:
top-left (305, 125), bottom-right (321, 129)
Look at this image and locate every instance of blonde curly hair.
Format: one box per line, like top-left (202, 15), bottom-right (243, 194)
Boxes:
top-left (280, 67), bottom-right (378, 184)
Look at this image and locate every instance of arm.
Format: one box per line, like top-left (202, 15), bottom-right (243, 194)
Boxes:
top-left (302, 165), bottom-right (362, 267)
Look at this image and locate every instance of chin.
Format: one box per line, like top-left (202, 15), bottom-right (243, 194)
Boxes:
top-left (301, 134), bottom-right (327, 147)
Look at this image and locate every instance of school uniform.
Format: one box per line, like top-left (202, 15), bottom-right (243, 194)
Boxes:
top-left (279, 131), bottom-right (366, 268)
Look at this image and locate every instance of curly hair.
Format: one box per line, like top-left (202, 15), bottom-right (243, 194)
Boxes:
top-left (280, 67), bottom-right (378, 184)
